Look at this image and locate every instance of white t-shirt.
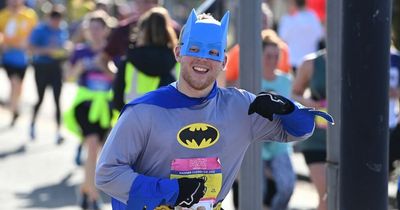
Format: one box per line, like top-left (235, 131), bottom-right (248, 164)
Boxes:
top-left (278, 9), bottom-right (323, 68)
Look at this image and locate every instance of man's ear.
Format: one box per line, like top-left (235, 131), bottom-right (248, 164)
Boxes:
top-left (222, 54), bottom-right (228, 70)
top-left (174, 46), bottom-right (182, 63)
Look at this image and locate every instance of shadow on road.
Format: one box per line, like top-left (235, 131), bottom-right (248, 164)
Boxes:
top-left (15, 171), bottom-right (110, 209)
top-left (0, 145), bottom-right (26, 159)
top-left (0, 124), bottom-right (13, 132)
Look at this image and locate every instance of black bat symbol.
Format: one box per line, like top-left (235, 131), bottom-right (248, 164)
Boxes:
top-left (178, 126), bottom-right (218, 147)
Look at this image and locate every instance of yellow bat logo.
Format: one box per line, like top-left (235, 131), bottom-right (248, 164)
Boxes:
top-left (177, 123), bottom-right (219, 149)
top-left (154, 206), bottom-right (172, 210)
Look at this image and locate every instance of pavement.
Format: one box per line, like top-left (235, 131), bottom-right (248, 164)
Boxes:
top-left (0, 67), bottom-right (396, 210)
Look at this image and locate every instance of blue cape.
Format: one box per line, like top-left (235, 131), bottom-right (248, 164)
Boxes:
top-left (121, 82), bottom-right (218, 113)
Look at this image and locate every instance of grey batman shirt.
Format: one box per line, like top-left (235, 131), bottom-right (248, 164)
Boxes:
top-left (95, 85), bottom-right (310, 204)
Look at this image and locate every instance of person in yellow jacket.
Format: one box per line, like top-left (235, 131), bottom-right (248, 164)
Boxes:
top-left (112, 7), bottom-right (179, 112)
top-left (0, 0), bottom-right (38, 126)
top-left (64, 10), bottom-right (115, 210)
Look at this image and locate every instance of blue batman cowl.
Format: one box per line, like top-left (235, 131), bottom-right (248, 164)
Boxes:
top-left (179, 9), bottom-right (230, 62)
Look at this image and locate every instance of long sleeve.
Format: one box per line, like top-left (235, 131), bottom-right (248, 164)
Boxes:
top-left (278, 103), bottom-right (333, 141)
top-left (95, 106), bottom-right (179, 209)
top-left (247, 91), bottom-right (333, 143)
top-left (95, 107), bottom-right (144, 203)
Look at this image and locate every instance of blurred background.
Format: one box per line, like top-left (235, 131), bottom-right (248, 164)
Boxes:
top-left (0, 0), bottom-right (399, 210)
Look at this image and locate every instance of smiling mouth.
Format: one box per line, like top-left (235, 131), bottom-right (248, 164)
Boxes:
top-left (192, 66), bottom-right (209, 74)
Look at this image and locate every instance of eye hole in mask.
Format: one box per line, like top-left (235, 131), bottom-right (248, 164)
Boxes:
top-left (189, 45), bottom-right (200, 53)
top-left (209, 49), bottom-right (219, 57)
top-left (188, 45), bottom-right (220, 57)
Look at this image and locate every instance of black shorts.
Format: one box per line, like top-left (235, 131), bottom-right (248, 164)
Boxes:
top-left (75, 102), bottom-right (111, 141)
top-left (3, 64), bottom-right (27, 79)
top-left (303, 150), bottom-right (326, 165)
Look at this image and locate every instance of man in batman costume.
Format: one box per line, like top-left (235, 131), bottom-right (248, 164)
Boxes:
top-left (95, 9), bottom-right (333, 210)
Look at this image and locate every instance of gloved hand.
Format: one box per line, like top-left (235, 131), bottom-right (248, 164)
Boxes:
top-left (175, 177), bottom-right (206, 208)
top-left (248, 92), bottom-right (295, 121)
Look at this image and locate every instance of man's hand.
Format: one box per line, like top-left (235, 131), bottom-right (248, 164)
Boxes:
top-left (175, 177), bottom-right (206, 208)
top-left (248, 92), bottom-right (295, 121)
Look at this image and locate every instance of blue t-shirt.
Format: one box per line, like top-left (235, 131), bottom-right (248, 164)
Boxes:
top-left (29, 22), bottom-right (69, 64)
top-left (261, 71), bottom-right (293, 160)
top-left (70, 44), bottom-right (113, 91)
top-left (261, 71), bottom-right (292, 98)
top-left (2, 48), bottom-right (28, 68)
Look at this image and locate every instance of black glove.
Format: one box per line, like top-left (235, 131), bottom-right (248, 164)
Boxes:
top-left (175, 177), bottom-right (206, 208)
top-left (248, 92), bottom-right (295, 121)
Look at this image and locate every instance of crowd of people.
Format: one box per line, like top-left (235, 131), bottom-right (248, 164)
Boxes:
top-left (0, 0), bottom-right (184, 209)
top-left (0, 0), bottom-right (397, 210)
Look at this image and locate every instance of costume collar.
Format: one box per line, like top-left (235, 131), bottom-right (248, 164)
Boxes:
top-left (121, 82), bottom-right (218, 113)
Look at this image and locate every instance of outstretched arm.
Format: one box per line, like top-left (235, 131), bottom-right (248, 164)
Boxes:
top-left (248, 92), bottom-right (333, 141)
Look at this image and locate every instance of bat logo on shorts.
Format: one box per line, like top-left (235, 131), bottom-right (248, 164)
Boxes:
top-left (177, 123), bottom-right (219, 149)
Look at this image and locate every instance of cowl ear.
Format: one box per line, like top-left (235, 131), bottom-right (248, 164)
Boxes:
top-left (220, 11), bottom-right (230, 28)
top-left (182, 9), bottom-right (198, 42)
top-left (220, 11), bottom-right (230, 49)
top-left (188, 9), bottom-right (198, 23)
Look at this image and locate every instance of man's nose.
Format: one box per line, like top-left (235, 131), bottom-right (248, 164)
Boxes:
top-left (196, 56), bottom-right (209, 61)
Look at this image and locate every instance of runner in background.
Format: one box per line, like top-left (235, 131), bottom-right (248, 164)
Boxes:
top-left (64, 10), bottom-right (115, 210)
top-left (112, 6), bottom-right (178, 112)
top-left (29, 4), bottom-right (70, 144)
top-left (0, 0), bottom-right (38, 126)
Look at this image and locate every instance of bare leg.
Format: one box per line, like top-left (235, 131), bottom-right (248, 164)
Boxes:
top-left (9, 75), bottom-right (23, 126)
top-left (82, 134), bottom-right (102, 202)
top-left (308, 163), bottom-right (327, 210)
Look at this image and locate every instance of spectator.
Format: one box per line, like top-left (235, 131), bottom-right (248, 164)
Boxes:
top-left (225, 3), bottom-right (291, 87)
top-left (231, 29), bottom-right (295, 210)
top-left (278, 0), bottom-right (323, 72)
top-left (260, 32), bottom-right (296, 210)
top-left (291, 49), bottom-right (328, 210)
